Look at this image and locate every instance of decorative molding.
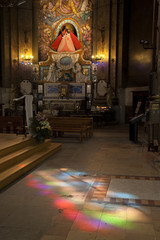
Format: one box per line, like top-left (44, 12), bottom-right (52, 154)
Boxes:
top-left (39, 50), bottom-right (91, 66)
top-left (52, 53), bottom-right (79, 70)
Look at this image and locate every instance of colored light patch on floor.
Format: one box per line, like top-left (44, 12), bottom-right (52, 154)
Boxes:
top-left (107, 179), bottom-right (160, 201)
top-left (26, 170), bottom-right (152, 232)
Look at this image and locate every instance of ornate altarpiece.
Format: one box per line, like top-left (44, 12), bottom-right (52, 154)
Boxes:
top-left (38, 49), bottom-right (91, 113)
top-left (37, 0), bottom-right (93, 113)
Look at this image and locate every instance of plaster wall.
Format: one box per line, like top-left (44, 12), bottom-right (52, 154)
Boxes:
top-left (126, 0), bottom-right (154, 87)
top-left (0, 0), bottom-right (33, 89)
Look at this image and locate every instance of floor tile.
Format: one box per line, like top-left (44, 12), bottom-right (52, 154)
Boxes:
top-left (41, 236), bottom-right (66, 240)
top-left (107, 179), bottom-right (160, 201)
top-left (153, 220), bottom-right (160, 232)
top-left (124, 233), bottom-right (156, 240)
top-left (155, 231), bottom-right (160, 240)
top-left (45, 222), bottom-right (73, 237)
top-left (71, 211), bottom-right (101, 232)
top-left (96, 222), bottom-right (126, 239)
top-left (126, 206), bottom-right (151, 223)
top-left (125, 222), bottom-right (155, 235)
top-left (151, 208), bottom-right (160, 221)
top-left (66, 231), bottom-right (96, 240)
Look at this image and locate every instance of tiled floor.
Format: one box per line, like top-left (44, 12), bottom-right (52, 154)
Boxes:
top-left (86, 175), bottom-right (160, 206)
top-left (1, 124), bottom-right (160, 240)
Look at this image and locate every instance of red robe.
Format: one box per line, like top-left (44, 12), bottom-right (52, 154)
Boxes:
top-left (51, 30), bottom-right (81, 52)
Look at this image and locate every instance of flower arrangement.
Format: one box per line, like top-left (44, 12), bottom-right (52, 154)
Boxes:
top-left (29, 112), bottom-right (52, 142)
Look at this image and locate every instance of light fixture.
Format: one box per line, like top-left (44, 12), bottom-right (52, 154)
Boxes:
top-left (21, 50), bottom-right (33, 65)
top-left (21, 55), bottom-right (33, 60)
top-left (91, 54), bottom-right (105, 65)
top-left (0, 0), bottom-right (26, 7)
top-left (139, 40), bottom-right (155, 49)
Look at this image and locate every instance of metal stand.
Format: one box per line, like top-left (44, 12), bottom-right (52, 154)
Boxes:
top-left (148, 96), bottom-right (160, 151)
top-left (129, 114), bottom-right (144, 143)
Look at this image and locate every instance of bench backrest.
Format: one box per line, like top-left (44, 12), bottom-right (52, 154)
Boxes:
top-left (48, 117), bottom-right (93, 127)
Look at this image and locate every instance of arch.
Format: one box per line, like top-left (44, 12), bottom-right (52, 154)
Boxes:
top-left (53, 18), bottom-right (82, 42)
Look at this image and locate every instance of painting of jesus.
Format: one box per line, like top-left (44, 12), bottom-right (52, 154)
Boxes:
top-left (51, 24), bottom-right (82, 52)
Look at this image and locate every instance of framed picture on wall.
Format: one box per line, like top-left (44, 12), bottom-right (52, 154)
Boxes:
top-left (44, 83), bottom-right (60, 98)
top-left (40, 66), bottom-right (49, 81)
top-left (69, 83), bottom-right (85, 99)
top-left (82, 65), bottom-right (91, 82)
top-left (58, 69), bottom-right (74, 82)
top-left (32, 64), bottom-right (39, 82)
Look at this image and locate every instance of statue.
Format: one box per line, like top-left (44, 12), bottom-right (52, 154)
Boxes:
top-left (73, 62), bottom-right (87, 82)
top-left (51, 25), bottom-right (81, 52)
top-left (47, 63), bottom-right (59, 82)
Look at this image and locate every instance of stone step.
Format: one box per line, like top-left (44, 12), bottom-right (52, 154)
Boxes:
top-left (0, 138), bottom-right (36, 158)
top-left (0, 141), bottom-right (61, 190)
top-left (0, 139), bottom-right (51, 173)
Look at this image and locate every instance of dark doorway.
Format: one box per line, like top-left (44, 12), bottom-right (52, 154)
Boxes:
top-left (132, 90), bottom-right (149, 116)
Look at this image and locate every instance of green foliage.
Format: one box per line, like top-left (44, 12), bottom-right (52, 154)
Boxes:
top-left (29, 112), bottom-right (52, 139)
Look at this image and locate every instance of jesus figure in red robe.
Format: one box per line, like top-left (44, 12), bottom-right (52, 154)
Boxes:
top-left (51, 27), bottom-right (82, 52)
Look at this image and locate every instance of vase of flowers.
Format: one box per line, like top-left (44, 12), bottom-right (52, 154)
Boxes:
top-left (29, 112), bottom-right (52, 143)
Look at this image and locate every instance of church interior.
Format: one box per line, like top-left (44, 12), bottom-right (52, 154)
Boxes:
top-left (1, 0), bottom-right (160, 239)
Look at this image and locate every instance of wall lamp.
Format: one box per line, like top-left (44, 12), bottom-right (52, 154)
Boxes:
top-left (21, 55), bottom-right (33, 65)
top-left (91, 54), bottom-right (105, 64)
top-left (21, 53), bottom-right (34, 65)
top-left (140, 40), bottom-right (155, 49)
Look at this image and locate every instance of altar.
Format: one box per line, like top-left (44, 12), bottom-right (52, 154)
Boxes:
top-left (37, 49), bottom-right (92, 113)
top-left (35, 7), bottom-right (93, 113)
top-left (42, 98), bottom-right (83, 115)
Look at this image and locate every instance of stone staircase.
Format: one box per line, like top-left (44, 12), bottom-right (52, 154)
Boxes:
top-left (0, 138), bottom-right (61, 190)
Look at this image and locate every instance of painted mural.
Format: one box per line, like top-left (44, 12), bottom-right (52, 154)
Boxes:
top-left (39, 0), bottom-right (92, 61)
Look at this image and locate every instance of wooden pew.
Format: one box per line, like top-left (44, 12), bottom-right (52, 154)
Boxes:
top-left (70, 117), bottom-right (93, 137)
top-left (0, 116), bottom-right (24, 134)
top-left (48, 116), bottom-right (93, 137)
top-left (48, 117), bottom-right (93, 142)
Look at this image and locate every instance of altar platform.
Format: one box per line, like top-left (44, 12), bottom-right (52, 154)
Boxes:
top-left (0, 133), bottom-right (29, 150)
top-left (0, 133), bottom-right (61, 190)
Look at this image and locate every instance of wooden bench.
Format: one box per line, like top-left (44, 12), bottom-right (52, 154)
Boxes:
top-left (70, 117), bottom-right (93, 137)
top-left (0, 116), bottom-right (24, 134)
top-left (48, 116), bottom-right (93, 136)
top-left (48, 117), bottom-right (93, 142)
